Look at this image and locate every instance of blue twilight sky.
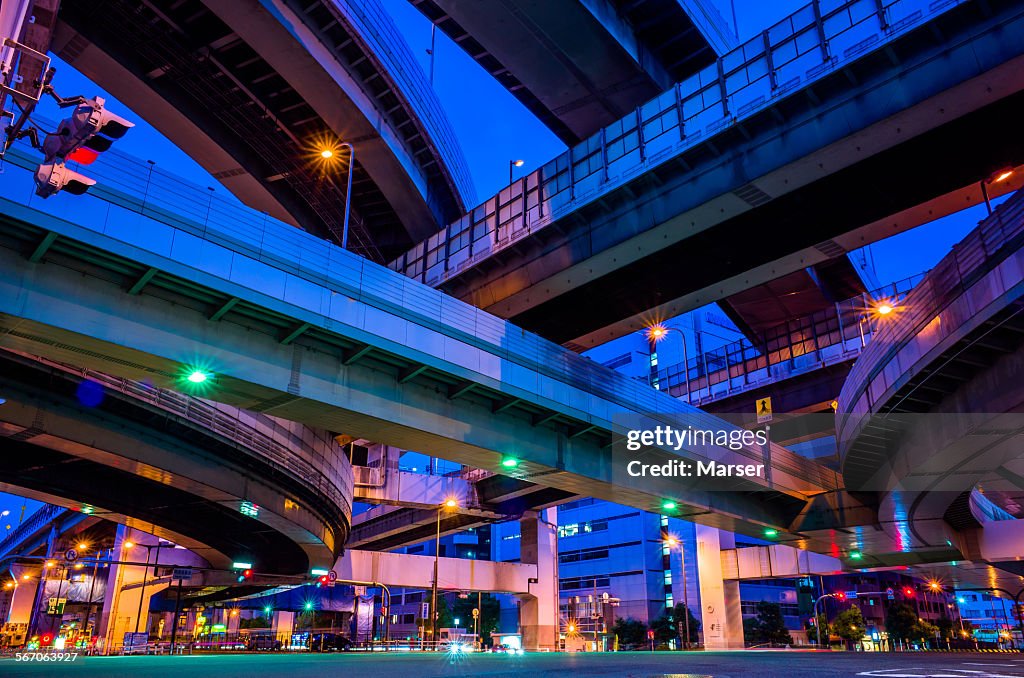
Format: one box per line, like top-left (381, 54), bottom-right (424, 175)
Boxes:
top-left (0, 0), bottom-right (1000, 514)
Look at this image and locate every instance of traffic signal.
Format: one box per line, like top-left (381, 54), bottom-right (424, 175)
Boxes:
top-left (34, 163), bottom-right (96, 198)
top-left (34, 96), bottom-right (133, 198)
top-left (236, 568), bottom-right (252, 583)
top-left (835, 592), bottom-right (846, 601)
top-left (41, 97), bottom-right (133, 162)
top-left (903, 587), bottom-right (915, 598)
top-left (316, 575), bottom-right (329, 588)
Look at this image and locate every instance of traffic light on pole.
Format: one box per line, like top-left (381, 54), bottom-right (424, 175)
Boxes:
top-left (34, 96), bottom-right (134, 198)
top-left (317, 575), bottom-right (329, 588)
top-left (903, 587), bottom-right (915, 598)
top-left (835, 592), bottom-right (846, 601)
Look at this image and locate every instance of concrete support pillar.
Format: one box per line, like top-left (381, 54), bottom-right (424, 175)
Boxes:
top-left (695, 525), bottom-right (743, 649)
top-left (517, 508), bottom-right (559, 651)
top-left (273, 610), bottom-right (295, 646)
top-left (6, 564), bottom-right (40, 626)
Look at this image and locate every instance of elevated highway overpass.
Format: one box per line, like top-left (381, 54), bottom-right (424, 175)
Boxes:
top-left (837, 188), bottom-right (1024, 578)
top-left (0, 135), bottom-right (853, 556)
top-left (0, 349), bottom-right (353, 574)
top-left (390, 0), bottom-right (1024, 348)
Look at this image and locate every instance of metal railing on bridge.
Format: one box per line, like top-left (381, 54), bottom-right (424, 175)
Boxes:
top-left (656, 274), bottom-right (924, 405)
top-left (0, 504), bottom-right (65, 561)
top-left (389, 0), bottom-right (965, 286)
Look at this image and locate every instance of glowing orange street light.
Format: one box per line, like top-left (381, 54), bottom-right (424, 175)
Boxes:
top-left (124, 541), bottom-right (134, 549)
top-left (664, 537), bottom-right (679, 548)
top-left (646, 324), bottom-right (669, 342)
top-left (875, 302), bottom-right (894, 316)
top-left (320, 149), bottom-right (334, 159)
top-left (444, 498), bottom-right (459, 509)
top-left (928, 580), bottom-right (942, 592)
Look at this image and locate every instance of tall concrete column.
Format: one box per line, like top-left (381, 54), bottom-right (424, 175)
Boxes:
top-left (6, 564), bottom-right (40, 626)
top-left (26, 524), bottom-right (58, 639)
top-left (517, 508), bottom-right (559, 651)
top-left (695, 525), bottom-right (743, 649)
top-left (273, 610), bottom-right (295, 645)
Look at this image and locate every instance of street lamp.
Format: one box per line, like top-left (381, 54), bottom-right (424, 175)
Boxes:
top-left (431, 497), bottom-right (459, 647)
top-left (509, 159), bottom-right (524, 185)
top-left (664, 536), bottom-right (692, 649)
top-left (644, 323), bottom-right (691, 402)
top-left (319, 142), bottom-right (356, 250)
top-left (859, 299), bottom-right (897, 347)
top-left (981, 167), bottom-right (1015, 215)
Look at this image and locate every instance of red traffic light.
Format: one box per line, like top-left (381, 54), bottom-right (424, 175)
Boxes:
top-left (835, 592), bottom-right (846, 600)
top-left (317, 575), bottom-right (329, 587)
top-left (903, 587), bottom-right (915, 597)
top-left (41, 634), bottom-right (53, 645)
top-left (244, 569), bottom-right (252, 578)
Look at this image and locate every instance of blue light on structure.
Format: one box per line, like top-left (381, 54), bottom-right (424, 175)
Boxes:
top-left (76, 380), bottom-right (104, 407)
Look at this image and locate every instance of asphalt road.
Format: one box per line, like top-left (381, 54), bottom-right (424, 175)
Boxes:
top-left (4, 650), bottom-right (1024, 677)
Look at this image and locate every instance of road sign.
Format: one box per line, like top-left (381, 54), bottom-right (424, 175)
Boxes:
top-left (420, 602), bottom-right (429, 620)
top-left (172, 567), bottom-right (193, 581)
top-left (472, 608), bottom-right (479, 619)
top-left (327, 570), bottom-right (337, 588)
top-left (886, 587), bottom-right (895, 600)
top-left (756, 397), bottom-right (773, 423)
top-left (846, 591), bottom-right (858, 599)
top-left (64, 548), bottom-right (78, 562)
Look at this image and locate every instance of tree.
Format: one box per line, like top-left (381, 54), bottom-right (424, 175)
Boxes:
top-left (936, 615), bottom-right (954, 640)
top-left (885, 603), bottom-right (918, 642)
top-left (450, 593), bottom-right (501, 644)
top-left (612, 618), bottom-right (647, 646)
top-left (804, 613), bottom-right (831, 644)
top-left (913, 619), bottom-right (939, 647)
top-left (650, 614), bottom-right (677, 644)
top-left (832, 607), bottom-right (867, 647)
top-left (671, 603), bottom-right (700, 645)
top-left (744, 602), bottom-right (793, 646)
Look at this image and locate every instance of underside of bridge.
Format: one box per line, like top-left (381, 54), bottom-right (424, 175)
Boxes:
top-left (52, 0), bottom-right (472, 262)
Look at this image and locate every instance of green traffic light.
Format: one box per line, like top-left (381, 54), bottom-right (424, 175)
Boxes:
top-left (764, 528), bottom-right (778, 538)
top-left (849, 551), bottom-right (863, 560)
top-left (187, 370), bottom-right (208, 383)
top-left (661, 500), bottom-right (677, 511)
top-left (501, 457), bottom-right (519, 468)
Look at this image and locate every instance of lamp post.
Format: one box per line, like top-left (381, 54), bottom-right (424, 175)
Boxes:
top-left (980, 167), bottom-right (1014, 216)
top-left (509, 159), bottom-right (524, 185)
top-left (858, 298), bottom-right (896, 348)
top-left (645, 324), bottom-right (691, 402)
top-left (320, 143), bottom-right (355, 250)
top-left (431, 497), bottom-right (459, 648)
top-left (664, 537), bottom-right (691, 649)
